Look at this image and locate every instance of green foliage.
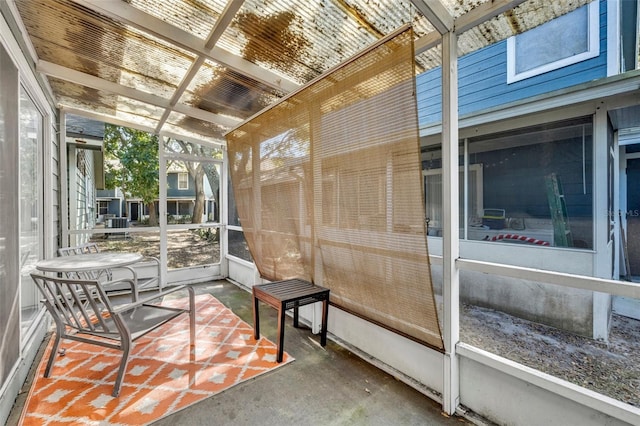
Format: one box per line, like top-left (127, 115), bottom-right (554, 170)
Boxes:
top-left (166, 214), bottom-right (193, 224)
top-left (193, 227), bottom-right (219, 242)
top-left (103, 124), bottom-right (159, 207)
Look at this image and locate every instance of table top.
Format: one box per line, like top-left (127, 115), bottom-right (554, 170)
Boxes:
top-left (253, 279), bottom-right (329, 302)
top-left (35, 252), bottom-right (143, 273)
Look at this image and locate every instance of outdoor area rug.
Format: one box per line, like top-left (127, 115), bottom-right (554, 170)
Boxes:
top-left (19, 293), bottom-right (293, 425)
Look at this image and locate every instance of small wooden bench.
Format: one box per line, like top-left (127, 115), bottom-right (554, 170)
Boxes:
top-left (252, 279), bottom-right (330, 363)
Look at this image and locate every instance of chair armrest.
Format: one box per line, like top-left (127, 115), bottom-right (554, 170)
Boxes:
top-left (110, 256), bottom-right (161, 294)
top-left (111, 285), bottom-right (188, 314)
top-left (100, 278), bottom-right (138, 302)
top-left (140, 256), bottom-right (160, 267)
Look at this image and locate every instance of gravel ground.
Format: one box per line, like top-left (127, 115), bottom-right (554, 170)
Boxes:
top-left (460, 303), bottom-right (640, 407)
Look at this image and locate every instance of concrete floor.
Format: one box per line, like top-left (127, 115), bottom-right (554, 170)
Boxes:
top-left (8, 280), bottom-right (474, 426)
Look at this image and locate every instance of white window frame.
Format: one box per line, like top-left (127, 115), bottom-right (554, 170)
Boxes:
top-left (423, 164), bottom-right (483, 235)
top-left (177, 172), bottom-right (188, 190)
top-left (507, 1), bottom-right (600, 83)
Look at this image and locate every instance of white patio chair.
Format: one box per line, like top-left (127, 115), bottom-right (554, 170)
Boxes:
top-left (58, 243), bottom-right (162, 297)
top-left (31, 273), bottom-right (195, 397)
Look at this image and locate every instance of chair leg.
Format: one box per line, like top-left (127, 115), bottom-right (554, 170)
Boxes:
top-left (112, 339), bottom-right (131, 397)
top-left (44, 333), bottom-right (62, 377)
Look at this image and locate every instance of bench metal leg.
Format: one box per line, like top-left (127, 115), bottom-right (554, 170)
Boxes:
top-left (277, 304), bottom-right (286, 363)
top-left (321, 299), bottom-right (328, 347)
top-left (253, 294), bottom-right (260, 340)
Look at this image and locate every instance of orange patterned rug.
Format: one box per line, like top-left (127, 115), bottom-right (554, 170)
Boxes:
top-left (19, 293), bottom-right (293, 425)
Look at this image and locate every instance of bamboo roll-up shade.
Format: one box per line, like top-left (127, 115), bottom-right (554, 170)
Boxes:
top-left (227, 27), bottom-right (443, 349)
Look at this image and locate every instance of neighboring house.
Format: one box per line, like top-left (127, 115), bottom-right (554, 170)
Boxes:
top-left (165, 163), bottom-right (217, 223)
top-left (415, 0), bottom-right (639, 339)
top-left (94, 157), bottom-right (218, 223)
top-left (65, 117), bottom-right (217, 225)
top-left (65, 114), bottom-right (104, 246)
top-left (95, 188), bottom-right (125, 220)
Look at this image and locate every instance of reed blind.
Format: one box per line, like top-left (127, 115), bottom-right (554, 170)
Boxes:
top-left (227, 27), bottom-right (443, 349)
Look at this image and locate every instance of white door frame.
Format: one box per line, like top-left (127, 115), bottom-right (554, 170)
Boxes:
top-left (159, 137), bottom-right (225, 284)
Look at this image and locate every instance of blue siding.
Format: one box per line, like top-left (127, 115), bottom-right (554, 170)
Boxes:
top-left (97, 189), bottom-right (118, 198)
top-left (107, 200), bottom-right (121, 216)
top-left (476, 138), bottom-right (593, 221)
top-left (166, 172), bottom-right (196, 197)
top-left (417, 1), bottom-right (608, 128)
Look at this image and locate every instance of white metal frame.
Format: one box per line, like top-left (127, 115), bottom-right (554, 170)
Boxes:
top-left (159, 136), bottom-right (226, 284)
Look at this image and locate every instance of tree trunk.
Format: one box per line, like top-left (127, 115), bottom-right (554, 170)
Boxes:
top-left (192, 167), bottom-right (205, 223)
top-left (147, 201), bottom-right (158, 226)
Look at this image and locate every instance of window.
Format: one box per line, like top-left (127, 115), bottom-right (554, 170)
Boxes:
top-left (177, 172), bottom-right (188, 190)
top-left (470, 118), bottom-right (593, 248)
top-left (507, 1), bottom-right (599, 83)
top-left (19, 87), bottom-right (43, 335)
top-left (178, 201), bottom-right (191, 215)
top-left (423, 164), bottom-right (483, 237)
top-left (97, 200), bottom-right (108, 215)
top-left (423, 117), bottom-right (594, 249)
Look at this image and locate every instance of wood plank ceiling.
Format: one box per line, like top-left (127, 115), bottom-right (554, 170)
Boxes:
top-left (9, 0), bottom-right (589, 144)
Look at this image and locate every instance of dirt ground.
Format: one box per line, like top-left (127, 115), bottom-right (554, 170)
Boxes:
top-left (460, 303), bottom-right (640, 407)
top-left (92, 228), bottom-right (220, 269)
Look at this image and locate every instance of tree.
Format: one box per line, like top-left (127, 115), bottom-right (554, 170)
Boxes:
top-left (165, 138), bottom-right (221, 224)
top-left (103, 125), bottom-right (159, 226)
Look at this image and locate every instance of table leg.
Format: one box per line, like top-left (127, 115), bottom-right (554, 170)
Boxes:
top-left (293, 304), bottom-right (299, 328)
top-left (253, 294), bottom-right (260, 340)
top-left (321, 298), bottom-right (328, 347)
top-left (277, 304), bottom-right (286, 363)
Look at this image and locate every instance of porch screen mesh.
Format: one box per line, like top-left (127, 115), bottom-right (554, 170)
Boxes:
top-left (227, 28), bottom-right (443, 349)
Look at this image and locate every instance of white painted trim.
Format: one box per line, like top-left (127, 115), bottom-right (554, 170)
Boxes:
top-left (457, 342), bottom-right (640, 425)
top-left (422, 163), bottom-right (483, 235)
top-left (220, 146), bottom-right (229, 278)
top-left (457, 258), bottom-right (640, 299)
top-left (159, 137), bottom-right (169, 287)
top-left (328, 306), bottom-right (445, 394)
top-left (160, 141), bottom-right (224, 283)
top-left (0, 9), bottom-right (50, 110)
top-left (226, 254), bottom-right (254, 269)
top-left (454, 0), bottom-right (527, 36)
top-left (59, 115), bottom-right (69, 249)
top-left (593, 107), bottom-right (614, 339)
top-left (441, 30), bottom-right (460, 415)
top-left (410, 0), bottom-right (453, 34)
top-left (414, 0), bottom-right (528, 55)
top-left (159, 130), bottom-right (225, 148)
top-left (37, 61), bottom-right (240, 129)
top-left (60, 106), bottom-right (156, 134)
top-left (0, 316), bottom-right (48, 426)
top-left (593, 107), bottom-right (612, 280)
top-left (420, 70), bottom-right (640, 139)
top-left (43, 110), bottom-right (55, 259)
top-left (71, 0), bottom-right (299, 93)
top-left (606, 0), bottom-right (621, 76)
top-left (177, 172), bottom-right (189, 190)
top-left (506, 1), bottom-right (600, 84)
